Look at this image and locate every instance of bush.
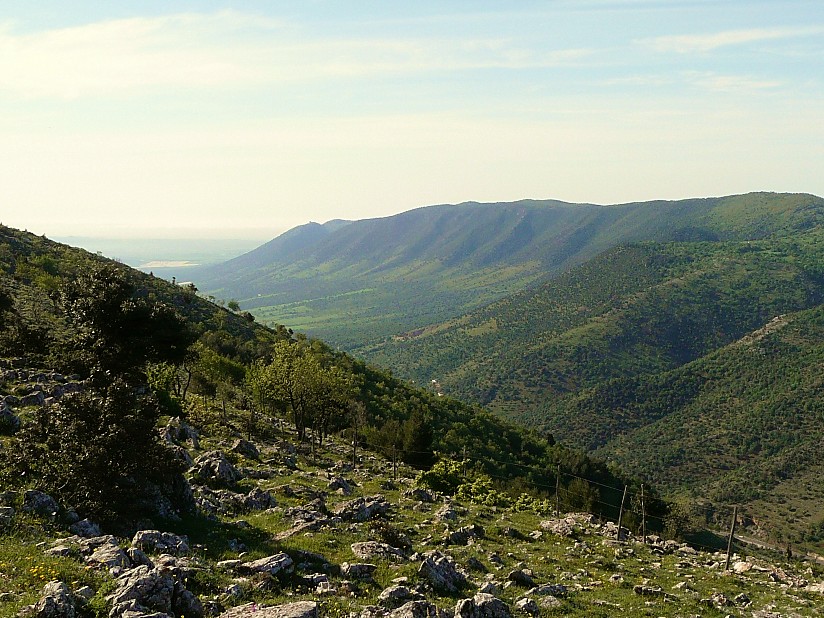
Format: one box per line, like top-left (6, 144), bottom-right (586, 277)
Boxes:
top-left (0, 379), bottom-right (189, 531)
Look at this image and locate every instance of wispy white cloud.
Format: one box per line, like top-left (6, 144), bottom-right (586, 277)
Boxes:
top-left (606, 72), bottom-right (782, 93)
top-left (642, 25), bottom-right (824, 53)
top-left (0, 11), bottom-right (592, 100)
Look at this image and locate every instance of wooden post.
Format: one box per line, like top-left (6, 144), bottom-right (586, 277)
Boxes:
top-left (617, 485), bottom-right (628, 542)
top-left (640, 484), bottom-right (647, 544)
top-left (725, 506), bottom-right (738, 571)
top-left (352, 418), bottom-right (357, 469)
top-left (555, 465), bottom-right (561, 516)
top-left (393, 447), bottom-right (398, 480)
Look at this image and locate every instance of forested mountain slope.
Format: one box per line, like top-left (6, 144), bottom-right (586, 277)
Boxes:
top-left (194, 193), bottom-right (824, 348)
top-left (363, 231), bottom-right (824, 413)
top-left (0, 224), bottom-right (630, 521)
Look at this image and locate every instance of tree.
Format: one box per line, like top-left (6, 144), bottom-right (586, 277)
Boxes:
top-left (55, 264), bottom-right (193, 383)
top-left (1, 266), bottom-right (196, 529)
top-left (1, 379), bottom-right (189, 530)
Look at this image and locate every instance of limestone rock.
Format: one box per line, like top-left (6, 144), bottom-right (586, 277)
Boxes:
top-left (69, 519), bottom-right (102, 538)
top-left (351, 541), bottom-right (406, 562)
top-left (454, 593), bottom-right (512, 618)
top-left (448, 525), bottom-right (484, 546)
top-left (244, 488), bottom-right (277, 511)
top-left (23, 490), bottom-right (59, 518)
top-left (218, 601), bottom-right (317, 618)
top-left (403, 488), bottom-right (436, 503)
top-left (239, 553), bottom-right (294, 576)
top-left (231, 439), bottom-right (260, 460)
top-left (334, 495), bottom-right (389, 522)
top-left (192, 451), bottom-right (241, 485)
top-left (513, 599), bottom-right (538, 616)
top-left (32, 581), bottom-right (76, 618)
top-left (0, 506), bottom-right (14, 526)
top-left (132, 530), bottom-right (190, 555)
top-left (107, 565), bottom-right (175, 617)
top-left (390, 601), bottom-right (441, 618)
top-left (341, 562), bottom-right (378, 580)
top-left (327, 477), bottom-right (353, 496)
top-left (378, 585), bottom-right (425, 609)
top-left (418, 551), bottom-right (467, 593)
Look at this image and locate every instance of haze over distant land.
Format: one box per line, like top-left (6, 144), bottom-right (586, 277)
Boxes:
top-left (1, 1), bottom-right (822, 239)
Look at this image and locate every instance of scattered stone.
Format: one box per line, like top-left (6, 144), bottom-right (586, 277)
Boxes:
top-left (22, 490), bottom-right (59, 518)
top-left (192, 451), bottom-right (242, 485)
top-left (341, 562), bottom-right (378, 580)
top-left (513, 598), bottom-right (538, 616)
top-left (532, 583), bottom-right (566, 597)
top-left (218, 601), bottom-right (317, 618)
top-left (44, 546), bottom-right (73, 558)
top-left (231, 439), bottom-right (260, 460)
top-left (538, 514), bottom-right (592, 538)
top-left (88, 542), bottom-right (131, 570)
top-left (351, 541), bottom-right (407, 562)
top-left (244, 488), bottom-right (277, 511)
top-left (334, 495), bottom-right (389, 522)
top-left (448, 525), bottom-right (484, 546)
top-left (0, 406), bottom-right (20, 433)
top-left (0, 506), bottom-right (15, 526)
top-left (454, 593), bottom-right (512, 618)
top-left (434, 505), bottom-right (458, 522)
top-left (31, 580), bottom-right (76, 618)
top-left (709, 592), bottom-right (732, 607)
top-left (418, 551), bottom-right (467, 593)
top-left (107, 565), bottom-right (175, 617)
top-left (239, 553), bottom-right (294, 576)
top-left (378, 586), bottom-right (425, 609)
top-left (132, 530), bottom-right (190, 555)
top-left (327, 477), bottom-right (353, 496)
top-left (69, 519), bottom-right (102, 538)
top-left (403, 488), bottom-right (436, 503)
top-left (390, 601), bottom-right (441, 618)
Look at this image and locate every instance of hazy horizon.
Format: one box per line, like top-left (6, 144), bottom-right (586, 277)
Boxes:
top-left (3, 1), bottom-right (823, 239)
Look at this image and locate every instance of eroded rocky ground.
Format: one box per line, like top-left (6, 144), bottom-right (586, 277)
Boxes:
top-left (1, 411), bottom-right (823, 618)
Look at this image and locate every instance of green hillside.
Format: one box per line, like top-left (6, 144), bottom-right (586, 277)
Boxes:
top-left (0, 224), bottom-right (629, 523)
top-left (194, 193), bottom-right (824, 348)
top-left (362, 231), bottom-right (824, 412)
top-left (586, 304), bottom-right (824, 546)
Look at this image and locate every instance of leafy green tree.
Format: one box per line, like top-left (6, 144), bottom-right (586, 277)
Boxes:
top-left (56, 264), bottom-right (193, 382)
top-left (2, 266), bottom-right (196, 529)
top-left (1, 379), bottom-right (188, 530)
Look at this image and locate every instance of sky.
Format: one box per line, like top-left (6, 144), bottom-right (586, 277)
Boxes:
top-left (1, 0), bottom-right (823, 239)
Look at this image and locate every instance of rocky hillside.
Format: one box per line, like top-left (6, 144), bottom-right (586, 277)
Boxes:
top-left (1, 417), bottom-right (823, 618)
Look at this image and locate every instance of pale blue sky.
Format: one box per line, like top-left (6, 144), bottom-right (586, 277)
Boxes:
top-left (1, 1), bottom-right (822, 238)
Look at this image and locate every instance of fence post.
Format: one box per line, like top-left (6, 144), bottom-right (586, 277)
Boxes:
top-left (725, 506), bottom-right (738, 571)
top-left (640, 483), bottom-right (647, 544)
top-left (555, 465), bottom-right (561, 516)
top-left (617, 485), bottom-right (628, 542)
